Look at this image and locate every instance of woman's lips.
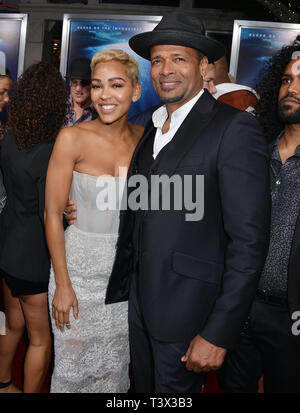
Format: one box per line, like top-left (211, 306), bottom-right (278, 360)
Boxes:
top-left (99, 104), bottom-right (117, 114)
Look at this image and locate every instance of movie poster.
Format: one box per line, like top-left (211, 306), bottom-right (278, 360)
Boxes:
top-left (230, 21), bottom-right (300, 89)
top-left (61, 16), bottom-right (162, 117)
top-left (0, 14), bottom-right (27, 123)
top-left (0, 18), bottom-right (22, 81)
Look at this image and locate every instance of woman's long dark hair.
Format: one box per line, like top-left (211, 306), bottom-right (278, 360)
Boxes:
top-left (7, 61), bottom-right (68, 150)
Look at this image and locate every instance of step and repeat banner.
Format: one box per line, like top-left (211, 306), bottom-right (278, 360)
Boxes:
top-left (0, 13), bottom-right (27, 81)
top-left (230, 20), bottom-right (300, 89)
top-left (60, 14), bottom-right (162, 117)
top-left (1, 13), bottom-right (300, 110)
top-left (0, 13), bottom-right (27, 123)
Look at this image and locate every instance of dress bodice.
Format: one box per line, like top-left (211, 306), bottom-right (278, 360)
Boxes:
top-left (69, 171), bottom-right (125, 234)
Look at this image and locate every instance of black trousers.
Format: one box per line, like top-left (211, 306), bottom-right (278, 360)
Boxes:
top-left (218, 296), bottom-right (300, 393)
top-left (128, 271), bottom-right (204, 393)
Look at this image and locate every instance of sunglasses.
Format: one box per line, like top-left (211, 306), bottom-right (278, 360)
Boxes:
top-left (69, 79), bottom-right (91, 88)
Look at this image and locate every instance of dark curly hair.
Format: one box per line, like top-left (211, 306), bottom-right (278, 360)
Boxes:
top-left (6, 61), bottom-right (68, 150)
top-left (255, 35), bottom-right (300, 142)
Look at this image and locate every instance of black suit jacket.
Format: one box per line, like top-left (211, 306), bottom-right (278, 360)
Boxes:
top-left (106, 90), bottom-right (271, 349)
top-left (0, 131), bottom-right (53, 283)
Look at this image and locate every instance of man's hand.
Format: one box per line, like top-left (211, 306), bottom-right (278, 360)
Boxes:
top-left (181, 334), bottom-right (227, 373)
top-left (64, 199), bottom-right (77, 225)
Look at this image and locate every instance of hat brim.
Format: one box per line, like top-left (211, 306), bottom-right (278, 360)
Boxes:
top-left (65, 74), bottom-right (91, 80)
top-left (129, 30), bottom-right (225, 63)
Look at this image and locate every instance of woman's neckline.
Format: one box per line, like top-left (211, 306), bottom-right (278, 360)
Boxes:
top-left (73, 170), bottom-right (124, 179)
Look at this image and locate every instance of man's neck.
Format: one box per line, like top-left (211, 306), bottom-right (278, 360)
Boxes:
top-left (162, 88), bottom-right (203, 133)
top-left (72, 98), bottom-right (92, 121)
top-left (165, 89), bottom-right (202, 117)
top-left (281, 124), bottom-right (300, 147)
top-left (278, 124), bottom-right (300, 163)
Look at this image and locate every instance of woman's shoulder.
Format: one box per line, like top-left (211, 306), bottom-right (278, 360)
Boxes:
top-left (0, 129), bottom-right (17, 151)
top-left (58, 120), bottom-right (104, 144)
top-left (56, 123), bottom-right (87, 142)
top-left (1, 129), bottom-right (16, 141)
top-left (51, 126), bottom-right (81, 153)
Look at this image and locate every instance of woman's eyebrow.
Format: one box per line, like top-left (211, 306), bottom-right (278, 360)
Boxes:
top-left (91, 77), bottom-right (126, 82)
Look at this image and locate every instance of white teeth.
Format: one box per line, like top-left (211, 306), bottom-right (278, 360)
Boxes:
top-left (102, 105), bottom-right (115, 110)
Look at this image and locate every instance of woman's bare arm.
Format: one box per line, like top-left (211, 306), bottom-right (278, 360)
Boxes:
top-left (44, 127), bottom-right (80, 332)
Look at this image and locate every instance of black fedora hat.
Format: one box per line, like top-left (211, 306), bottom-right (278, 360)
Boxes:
top-left (66, 57), bottom-right (91, 80)
top-left (129, 12), bottom-right (225, 63)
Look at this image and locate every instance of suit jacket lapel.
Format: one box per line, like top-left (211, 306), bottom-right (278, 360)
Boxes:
top-left (155, 90), bottom-right (217, 177)
top-left (118, 90), bottom-right (217, 239)
top-left (118, 121), bottom-right (156, 239)
top-left (128, 122), bottom-right (156, 178)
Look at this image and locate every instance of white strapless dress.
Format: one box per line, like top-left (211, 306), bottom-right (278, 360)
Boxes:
top-left (48, 171), bottom-right (129, 393)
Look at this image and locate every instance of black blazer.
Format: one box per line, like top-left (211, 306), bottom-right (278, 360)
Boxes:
top-left (106, 90), bottom-right (271, 349)
top-left (0, 131), bottom-right (54, 283)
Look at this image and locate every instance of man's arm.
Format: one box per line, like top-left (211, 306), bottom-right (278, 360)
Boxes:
top-left (202, 111), bottom-right (271, 348)
top-left (182, 111), bottom-right (270, 372)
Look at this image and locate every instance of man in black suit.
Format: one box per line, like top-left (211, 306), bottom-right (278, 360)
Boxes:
top-left (104, 12), bottom-right (271, 393)
top-left (218, 36), bottom-right (300, 393)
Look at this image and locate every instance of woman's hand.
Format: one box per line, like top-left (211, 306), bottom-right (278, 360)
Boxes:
top-left (52, 284), bottom-right (79, 332)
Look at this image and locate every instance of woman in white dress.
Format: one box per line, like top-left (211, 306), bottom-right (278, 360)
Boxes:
top-left (44, 49), bottom-right (143, 393)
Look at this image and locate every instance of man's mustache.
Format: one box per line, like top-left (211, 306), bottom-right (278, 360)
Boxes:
top-left (279, 93), bottom-right (300, 104)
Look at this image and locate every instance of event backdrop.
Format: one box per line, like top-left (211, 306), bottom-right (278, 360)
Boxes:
top-left (0, 14), bottom-right (27, 123)
top-left (0, 14), bottom-right (27, 81)
top-left (60, 14), bottom-right (162, 117)
top-left (230, 20), bottom-right (300, 89)
top-left (206, 30), bottom-right (233, 67)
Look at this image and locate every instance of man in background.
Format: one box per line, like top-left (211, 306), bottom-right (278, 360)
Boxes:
top-left (63, 57), bottom-right (97, 127)
top-left (219, 35), bottom-right (300, 394)
top-left (214, 56), bottom-right (258, 113)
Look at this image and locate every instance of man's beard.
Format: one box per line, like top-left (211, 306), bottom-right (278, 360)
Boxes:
top-left (158, 93), bottom-right (185, 104)
top-left (278, 102), bottom-right (300, 124)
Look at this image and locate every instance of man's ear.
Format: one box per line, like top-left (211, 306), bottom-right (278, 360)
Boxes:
top-left (132, 82), bottom-right (142, 103)
top-left (200, 56), bottom-right (209, 78)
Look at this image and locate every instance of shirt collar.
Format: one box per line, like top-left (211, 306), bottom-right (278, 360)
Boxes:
top-left (272, 131), bottom-right (300, 160)
top-left (152, 89), bottom-right (204, 129)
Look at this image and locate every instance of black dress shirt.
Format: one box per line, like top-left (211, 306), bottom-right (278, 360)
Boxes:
top-left (259, 138), bottom-right (300, 295)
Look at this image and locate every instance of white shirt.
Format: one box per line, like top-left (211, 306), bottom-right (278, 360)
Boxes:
top-left (152, 89), bottom-right (204, 159)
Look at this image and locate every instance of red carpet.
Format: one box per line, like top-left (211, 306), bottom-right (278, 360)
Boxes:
top-left (0, 278), bottom-right (222, 393)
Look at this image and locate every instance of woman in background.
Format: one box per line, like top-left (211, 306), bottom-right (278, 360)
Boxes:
top-left (45, 49), bottom-right (143, 393)
top-left (0, 67), bottom-right (12, 133)
top-left (0, 62), bottom-right (68, 393)
top-left (0, 68), bottom-right (12, 213)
